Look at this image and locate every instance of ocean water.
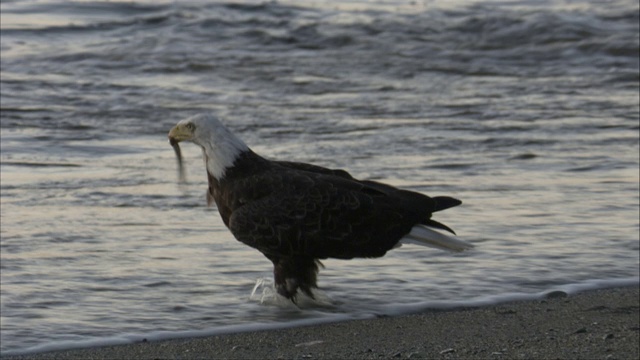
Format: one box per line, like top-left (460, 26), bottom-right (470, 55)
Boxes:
top-left (1, 0), bottom-right (639, 355)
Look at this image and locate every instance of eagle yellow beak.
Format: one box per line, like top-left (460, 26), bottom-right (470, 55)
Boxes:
top-left (168, 123), bottom-right (193, 143)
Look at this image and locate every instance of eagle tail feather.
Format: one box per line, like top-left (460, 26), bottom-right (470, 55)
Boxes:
top-left (402, 225), bottom-right (473, 252)
top-left (432, 196), bottom-right (462, 212)
top-left (421, 218), bottom-right (457, 234)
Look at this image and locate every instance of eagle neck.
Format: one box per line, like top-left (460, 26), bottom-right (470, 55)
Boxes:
top-left (199, 132), bottom-right (249, 181)
top-left (202, 145), bottom-right (274, 183)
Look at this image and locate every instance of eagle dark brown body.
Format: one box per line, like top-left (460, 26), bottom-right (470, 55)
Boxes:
top-left (206, 150), bottom-right (461, 299)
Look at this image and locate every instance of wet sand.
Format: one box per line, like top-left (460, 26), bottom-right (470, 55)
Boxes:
top-left (4, 286), bottom-right (638, 360)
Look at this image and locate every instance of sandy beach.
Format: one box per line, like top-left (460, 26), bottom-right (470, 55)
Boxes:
top-left (3, 286), bottom-right (638, 360)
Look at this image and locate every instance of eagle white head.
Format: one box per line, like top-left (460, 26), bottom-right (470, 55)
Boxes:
top-left (168, 114), bottom-right (249, 180)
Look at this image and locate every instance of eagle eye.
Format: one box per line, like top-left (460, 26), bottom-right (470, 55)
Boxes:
top-left (186, 123), bottom-right (195, 131)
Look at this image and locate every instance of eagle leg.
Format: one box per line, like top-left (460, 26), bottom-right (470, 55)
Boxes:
top-left (268, 256), bottom-right (322, 302)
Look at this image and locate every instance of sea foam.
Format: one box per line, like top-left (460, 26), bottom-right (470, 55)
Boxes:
top-left (3, 277), bottom-right (637, 357)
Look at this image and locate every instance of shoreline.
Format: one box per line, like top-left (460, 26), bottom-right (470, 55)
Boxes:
top-left (3, 286), bottom-right (639, 359)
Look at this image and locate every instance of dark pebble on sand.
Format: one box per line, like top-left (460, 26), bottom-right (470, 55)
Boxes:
top-left (573, 327), bottom-right (588, 334)
top-left (545, 290), bottom-right (568, 299)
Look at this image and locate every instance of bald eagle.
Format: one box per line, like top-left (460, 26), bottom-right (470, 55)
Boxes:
top-left (168, 114), bottom-right (473, 301)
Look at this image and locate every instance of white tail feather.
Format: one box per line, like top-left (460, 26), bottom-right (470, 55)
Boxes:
top-left (401, 225), bottom-right (474, 252)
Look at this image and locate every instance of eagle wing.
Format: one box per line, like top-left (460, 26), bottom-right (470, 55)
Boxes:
top-left (226, 168), bottom-right (429, 260)
top-left (273, 160), bottom-right (355, 180)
